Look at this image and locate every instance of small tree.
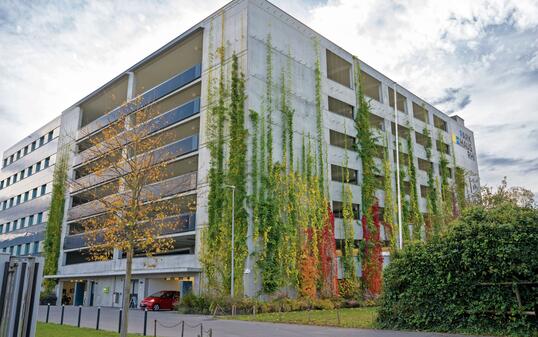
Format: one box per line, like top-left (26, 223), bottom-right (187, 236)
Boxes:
top-left (71, 99), bottom-right (188, 337)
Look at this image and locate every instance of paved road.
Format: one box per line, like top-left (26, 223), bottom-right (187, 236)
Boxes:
top-left (38, 305), bottom-right (484, 337)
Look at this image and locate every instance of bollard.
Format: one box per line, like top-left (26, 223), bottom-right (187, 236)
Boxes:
top-left (143, 308), bottom-right (148, 336)
top-left (45, 304), bottom-right (50, 323)
top-left (96, 307), bottom-right (101, 330)
top-left (118, 309), bottom-right (122, 333)
top-left (60, 305), bottom-right (65, 325)
top-left (208, 328), bottom-right (213, 337)
top-left (336, 308), bottom-right (341, 325)
top-left (77, 306), bottom-right (82, 327)
top-left (200, 323), bottom-right (203, 337)
top-left (180, 321), bottom-right (185, 337)
top-left (153, 319), bottom-right (157, 337)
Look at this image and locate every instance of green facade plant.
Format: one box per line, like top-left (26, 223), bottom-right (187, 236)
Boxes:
top-left (43, 152), bottom-right (68, 294)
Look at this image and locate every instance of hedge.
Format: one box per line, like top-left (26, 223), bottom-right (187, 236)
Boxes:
top-left (378, 204), bottom-right (538, 336)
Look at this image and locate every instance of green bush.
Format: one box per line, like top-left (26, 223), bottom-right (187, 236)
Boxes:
top-left (378, 204), bottom-right (538, 336)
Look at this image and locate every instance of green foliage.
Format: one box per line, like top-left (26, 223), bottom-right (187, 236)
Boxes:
top-left (422, 126), bottom-right (439, 238)
top-left (455, 167), bottom-right (466, 213)
top-left (353, 59), bottom-right (377, 228)
top-left (378, 204), bottom-right (538, 336)
top-left (382, 137), bottom-right (396, 251)
top-left (341, 130), bottom-right (356, 281)
top-left (43, 152), bottom-right (68, 294)
top-left (406, 128), bottom-right (423, 241)
top-left (314, 38), bottom-right (325, 192)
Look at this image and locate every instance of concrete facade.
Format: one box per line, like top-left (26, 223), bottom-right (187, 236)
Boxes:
top-left (0, 117), bottom-right (61, 257)
top-left (1, 0), bottom-right (479, 307)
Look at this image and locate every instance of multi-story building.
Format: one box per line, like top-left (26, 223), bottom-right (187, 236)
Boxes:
top-left (0, 117), bottom-right (61, 257)
top-left (1, 0), bottom-right (479, 307)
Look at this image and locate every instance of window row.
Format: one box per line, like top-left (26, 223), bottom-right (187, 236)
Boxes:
top-left (324, 48), bottom-right (449, 132)
top-left (0, 184), bottom-right (49, 211)
top-left (0, 211), bottom-right (46, 234)
top-left (1, 241), bottom-right (42, 256)
top-left (2, 129), bottom-right (55, 168)
top-left (0, 156), bottom-right (51, 190)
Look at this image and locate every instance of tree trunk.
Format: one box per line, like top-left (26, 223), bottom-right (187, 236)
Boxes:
top-left (120, 247), bottom-right (133, 337)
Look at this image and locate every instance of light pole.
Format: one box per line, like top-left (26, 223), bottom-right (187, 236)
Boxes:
top-left (224, 184), bottom-right (236, 297)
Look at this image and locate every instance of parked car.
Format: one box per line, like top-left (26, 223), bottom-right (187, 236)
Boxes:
top-left (140, 291), bottom-right (179, 311)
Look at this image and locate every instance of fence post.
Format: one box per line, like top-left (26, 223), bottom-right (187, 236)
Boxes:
top-left (209, 328), bottom-right (213, 337)
top-left (118, 309), bottom-right (122, 333)
top-left (77, 306), bottom-right (82, 327)
top-left (181, 321), bottom-right (185, 337)
top-left (96, 307), bottom-right (101, 330)
top-left (143, 308), bottom-right (148, 336)
top-left (336, 307), bottom-right (341, 325)
top-left (153, 319), bottom-right (157, 337)
top-left (60, 305), bottom-right (64, 325)
top-left (45, 304), bottom-right (50, 323)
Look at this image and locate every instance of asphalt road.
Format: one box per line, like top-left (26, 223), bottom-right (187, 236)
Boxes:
top-left (38, 305), bottom-right (484, 337)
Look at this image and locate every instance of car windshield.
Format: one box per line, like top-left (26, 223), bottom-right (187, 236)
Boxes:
top-left (148, 291), bottom-right (166, 298)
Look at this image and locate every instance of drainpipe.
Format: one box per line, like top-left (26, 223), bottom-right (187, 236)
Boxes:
top-left (393, 82), bottom-right (403, 250)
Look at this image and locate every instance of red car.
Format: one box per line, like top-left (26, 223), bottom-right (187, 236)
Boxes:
top-left (140, 291), bottom-right (180, 311)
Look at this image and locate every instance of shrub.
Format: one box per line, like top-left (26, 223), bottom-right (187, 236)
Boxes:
top-left (378, 205), bottom-right (538, 336)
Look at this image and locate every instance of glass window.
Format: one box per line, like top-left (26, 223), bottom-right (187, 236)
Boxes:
top-left (0, 180), bottom-right (3, 189)
top-left (6, 222), bottom-right (10, 232)
top-left (24, 243), bottom-right (31, 255)
top-left (16, 195), bottom-right (21, 204)
top-left (44, 157), bottom-right (50, 168)
top-left (32, 188), bottom-right (38, 198)
top-left (12, 174), bottom-right (17, 183)
top-left (331, 164), bottom-right (358, 184)
top-left (329, 130), bottom-right (355, 149)
top-left (24, 145), bottom-right (28, 155)
top-left (433, 115), bottom-right (447, 132)
top-left (33, 241), bottom-right (40, 254)
top-left (20, 217), bottom-right (26, 228)
top-left (3, 158), bottom-right (7, 167)
top-left (9, 246), bottom-right (14, 255)
top-left (31, 141), bottom-right (36, 151)
top-left (361, 71), bottom-right (381, 102)
top-left (0, 224), bottom-right (3, 233)
top-left (326, 50), bottom-right (352, 87)
top-left (24, 191), bottom-right (29, 202)
top-left (6, 177), bottom-right (10, 186)
top-left (9, 198), bottom-right (14, 208)
top-left (47, 131), bottom-right (53, 142)
top-left (388, 87), bottom-right (407, 113)
top-left (16, 245), bottom-right (21, 256)
top-left (40, 184), bottom-right (46, 195)
top-left (37, 212), bottom-right (43, 224)
top-left (36, 162), bottom-right (41, 172)
top-left (20, 170), bottom-right (25, 180)
top-left (27, 166), bottom-right (33, 176)
top-left (16, 150), bottom-right (21, 160)
top-left (13, 219), bottom-right (18, 230)
top-left (332, 201), bottom-right (360, 219)
top-left (29, 215), bottom-right (34, 225)
top-left (328, 96), bottom-right (353, 119)
top-left (39, 136), bottom-right (45, 146)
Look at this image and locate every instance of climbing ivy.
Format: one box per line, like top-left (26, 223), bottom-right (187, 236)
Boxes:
top-left (438, 131), bottom-right (454, 231)
top-left (43, 152), bottom-right (68, 294)
top-left (314, 38), bottom-right (325, 192)
top-left (406, 126), bottom-right (423, 241)
top-left (423, 126), bottom-right (439, 238)
top-left (353, 58), bottom-right (382, 296)
top-left (455, 167), bottom-right (466, 214)
top-left (382, 137), bottom-right (396, 252)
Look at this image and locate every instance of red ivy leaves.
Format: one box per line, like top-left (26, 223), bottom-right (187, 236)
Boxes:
top-left (362, 202), bottom-right (383, 296)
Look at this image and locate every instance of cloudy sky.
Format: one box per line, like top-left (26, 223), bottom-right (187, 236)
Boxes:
top-left (1, 0), bottom-right (537, 197)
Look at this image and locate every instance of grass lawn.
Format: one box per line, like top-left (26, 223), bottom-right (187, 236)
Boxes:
top-left (223, 307), bottom-right (378, 329)
top-left (36, 322), bottom-right (141, 337)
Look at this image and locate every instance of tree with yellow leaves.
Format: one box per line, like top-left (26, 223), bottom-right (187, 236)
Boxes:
top-left (70, 98), bottom-right (193, 337)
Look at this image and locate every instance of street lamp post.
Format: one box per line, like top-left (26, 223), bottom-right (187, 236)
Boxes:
top-left (224, 184), bottom-right (236, 297)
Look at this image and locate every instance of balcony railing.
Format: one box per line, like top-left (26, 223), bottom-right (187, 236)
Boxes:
top-left (75, 97), bottom-right (201, 167)
top-left (63, 213), bottom-right (196, 250)
top-left (67, 170), bottom-right (197, 221)
top-left (79, 64), bottom-right (202, 138)
top-left (71, 134), bottom-right (199, 194)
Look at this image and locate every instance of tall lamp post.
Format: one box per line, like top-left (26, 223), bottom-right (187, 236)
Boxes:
top-left (224, 184), bottom-right (236, 297)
